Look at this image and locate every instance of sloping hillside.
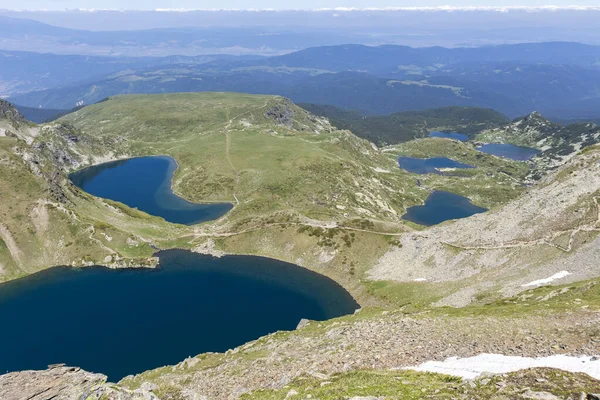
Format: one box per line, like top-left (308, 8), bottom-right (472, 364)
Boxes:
top-left (61, 93), bottom-right (414, 223)
top-left (0, 100), bottom-right (185, 282)
top-left (370, 144), bottom-right (600, 307)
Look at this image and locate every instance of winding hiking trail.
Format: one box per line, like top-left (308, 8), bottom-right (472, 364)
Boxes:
top-left (223, 110), bottom-right (240, 205)
top-left (441, 197), bottom-right (600, 253)
top-left (221, 99), bottom-right (270, 206)
top-left (223, 131), bottom-right (240, 205)
top-left (190, 215), bottom-right (410, 242)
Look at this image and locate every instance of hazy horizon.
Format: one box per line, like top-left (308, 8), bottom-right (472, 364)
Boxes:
top-left (1, 3), bottom-right (600, 11)
top-left (2, 4), bottom-right (600, 54)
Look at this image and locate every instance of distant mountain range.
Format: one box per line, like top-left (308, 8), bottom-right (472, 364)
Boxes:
top-left (239, 42), bottom-right (600, 74)
top-left (8, 42), bottom-right (600, 121)
top-left (0, 16), bottom-right (382, 57)
top-left (0, 50), bottom-right (263, 97)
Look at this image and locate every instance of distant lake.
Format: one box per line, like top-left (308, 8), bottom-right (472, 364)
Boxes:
top-left (0, 249), bottom-right (358, 381)
top-left (70, 156), bottom-right (233, 225)
top-left (429, 131), bottom-right (469, 142)
top-left (398, 156), bottom-right (474, 175)
top-left (476, 144), bottom-right (539, 161)
top-left (402, 191), bottom-right (487, 226)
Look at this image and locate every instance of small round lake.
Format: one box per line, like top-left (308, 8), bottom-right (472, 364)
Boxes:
top-left (69, 156), bottom-right (233, 225)
top-left (429, 131), bottom-right (469, 142)
top-left (0, 250), bottom-right (358, 381)
top-left (398, 156), bottom-right (474, 175)
top-left (476, 144), bottom-right (539, 161)
top-left (402, 191), bottom-right (488, 226)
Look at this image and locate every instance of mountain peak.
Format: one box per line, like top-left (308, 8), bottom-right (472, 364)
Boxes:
top-left (523, 111), bottom-right (547, 122)
top-left (512, 111), bottom-right (554, 129)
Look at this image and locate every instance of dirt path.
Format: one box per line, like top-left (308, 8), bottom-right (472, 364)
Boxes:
top-left (223, 130), bottom-right (240, 205)
top-left (87, 225), bottom-right (116, 255)
top-left (441, 196), bottom-right (600, 253)
top-left (190, 219), bottom-right (409, 242)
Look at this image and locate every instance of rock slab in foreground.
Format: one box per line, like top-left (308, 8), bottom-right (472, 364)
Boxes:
top-left (0, 365), bottom-right (106, 400)
top-left (0, 365), bottom-right (159, 400)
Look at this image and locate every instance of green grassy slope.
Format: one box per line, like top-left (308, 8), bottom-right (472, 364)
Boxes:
top-left (54, 93), bottom-right (533, 302)
top-left (62, 93), bottom-right (413, 223)
top-left (0, 93), bottom-right (537, 305)
top-left (0, 133), bottom-right (191, 282)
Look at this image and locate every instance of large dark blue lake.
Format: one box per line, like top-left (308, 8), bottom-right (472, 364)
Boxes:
top-left (0, 250), bottom-right (358, 381)
top-left (402, 191), bottom-right (488, 226)
top-left (398, 156), bottom-right (474, 175)
top-left (429, 131), bottom-right (469, 142)
top-left (476, 144), bottom-right (539, 161)
top-left (69, 156), bottom-right (233, 225)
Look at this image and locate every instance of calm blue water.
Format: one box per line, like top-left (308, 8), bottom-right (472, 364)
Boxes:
top-left (69, 156), bottom-right (233, 225)
top-left (476, 144), bottom-right (539, 161)
top-left (0, 249), bottom-right (358, 381)
top-left (398, 157), bottom-right (474, 175)
top-left (429, 131), bottom-right (470, 142)
top-left (402, 191), bottom-right (488, 226)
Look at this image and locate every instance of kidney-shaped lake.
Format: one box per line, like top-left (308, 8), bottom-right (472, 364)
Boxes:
top-left (0, 250), bottom-right (359, 381)
top-left (69, 156), bottom-right (233, 225)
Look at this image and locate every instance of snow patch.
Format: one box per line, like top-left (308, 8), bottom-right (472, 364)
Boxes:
top-left (373, 167), bottom-right (391, 173)
top-left (522, 271), bottom-right (571, 287)
top-left (406, 354), bottom-right (600, 380)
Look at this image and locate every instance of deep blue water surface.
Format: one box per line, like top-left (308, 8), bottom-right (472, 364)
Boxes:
top-left (402, 191), bottom-right (488, 226)
top-left (398, 156), bottom-right (474, 175)
top-left (0, 250), bottom-right (358, 381)
top-left (429, 131), bottom-right (470, 142)
top-left (476, 144), bottom-right (539, 161)
top-left (70, 156), bottom-right (233, 225)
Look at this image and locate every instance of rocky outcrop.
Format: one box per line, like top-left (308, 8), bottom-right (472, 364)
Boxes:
top-left (0, 365), bottom-right (107, 400)
top-left (0, 99), bottom-right (27, 126)
top-left (0, 365), bottom-right (160, 400)
top-left (53, 122), bottom-right (85, 144)
top-left (265, 98), bottom-right (295, 127)
top-left (14, 144), bottom-right (71, 204)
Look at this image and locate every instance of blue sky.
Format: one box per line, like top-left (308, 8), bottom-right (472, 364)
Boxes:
top-left (2, 0), bottom-right (599, 10)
